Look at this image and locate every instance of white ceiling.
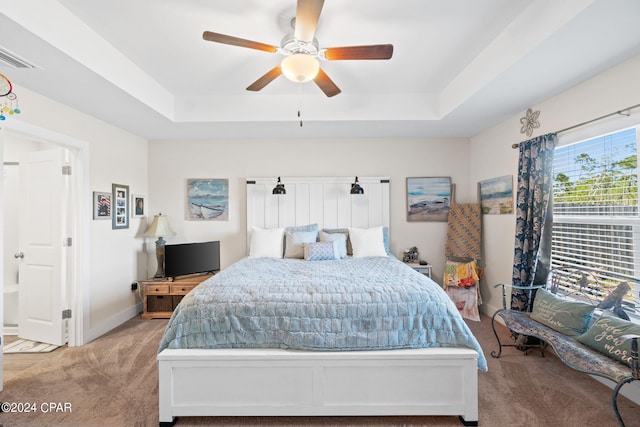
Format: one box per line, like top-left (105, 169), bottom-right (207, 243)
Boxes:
top-left (1, 0), bottom-right (640, 140)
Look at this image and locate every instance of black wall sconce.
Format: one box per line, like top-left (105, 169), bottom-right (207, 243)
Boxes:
top-left (350, 176), bottom-right (364, 195)
top-left (272, 176), bottom-right (286, 195)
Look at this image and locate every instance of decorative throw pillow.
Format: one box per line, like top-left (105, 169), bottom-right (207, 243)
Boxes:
top-left (529, 289), bottom-right (596, 337)
top-left (319, 231), bottom-right (347, 259)
top-left (577, 311), bottom-right (640, 367)
top-left (283, 224), bottom-right (318, 256)
top-left (284, 230), bottom-right (318, 259)
top-left (321, 228), bottom-right (352, 255)
top-left (248, 227), bottom-right (284, 258)
top-left (348, 226), bottom-right (388, 258)
top-left (382, 226), bottom-right (391, 255)
top-left (285, 223), bottom-right (319, 233)
top-left (304, 241), bottom-right (340, 261)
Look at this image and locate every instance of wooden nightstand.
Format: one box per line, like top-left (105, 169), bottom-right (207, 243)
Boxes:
top-left (406, 262), bottom-right (432, 279)
top-left (140, 273), bottom-right (214, 319)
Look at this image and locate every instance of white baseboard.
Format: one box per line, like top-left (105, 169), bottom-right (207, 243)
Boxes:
top-left (84, 302), bottom-right (142, 344)
top-left (3, 325), bottom-right (17, 335)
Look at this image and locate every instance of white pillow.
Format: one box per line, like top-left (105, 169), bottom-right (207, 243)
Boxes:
top-left (319, 231), bottom-right (348, 259)
top-left (284, 230), bottom-right (318, 259)
top-left (249, 227), bottom-right (285, 258)
top-left (348, 227), bottom-right (388, 258)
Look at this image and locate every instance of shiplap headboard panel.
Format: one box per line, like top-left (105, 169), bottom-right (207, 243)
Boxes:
top-left (246, 177), bottom-right (390, 251)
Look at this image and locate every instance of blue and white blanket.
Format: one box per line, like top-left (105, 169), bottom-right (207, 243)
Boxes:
top-left (158, 256), bottom-right (488, 371)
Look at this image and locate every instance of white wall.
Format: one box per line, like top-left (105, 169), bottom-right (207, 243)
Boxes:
top-left (148, 138), bottom-right (472, 282)
top-left (470, 54), bottom-right (640, 316)
top-left (0, 86), bottom-right (149, 343)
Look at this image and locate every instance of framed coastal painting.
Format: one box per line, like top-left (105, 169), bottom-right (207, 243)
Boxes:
top-left (186, 179), bottom-right (229, 221)
top-left (479, 175), bottom-right (513, 214)
top-left (93, 191), bottom-right (111, 220)
top-left (406, 177), bottom-right (452, 222)
top-left (112, 183), bottom-right (130, 229)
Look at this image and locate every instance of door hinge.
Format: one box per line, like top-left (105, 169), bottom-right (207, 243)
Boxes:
top-left (64, 237), bottom-right (72, 247)
top-left (62, 309), bottom-right (72, 319)
top-left (62, 164), bottom-right (72, 175)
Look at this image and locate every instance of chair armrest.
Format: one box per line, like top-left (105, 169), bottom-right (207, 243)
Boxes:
top-left (493, 283), bottom-right (546, 310)
top-left (621, 334), bottom-right (640, 380)
top-left (492, 283), bottom-right (546, 290)
top-left (620, 334), bottom-right (640, 342)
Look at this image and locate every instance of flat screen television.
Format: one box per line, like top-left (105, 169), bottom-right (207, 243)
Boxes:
top-left (164, 241), bottom-right (220, 279)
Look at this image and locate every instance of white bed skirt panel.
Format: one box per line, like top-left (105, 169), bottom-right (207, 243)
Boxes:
top-left (158, 347), bottom-right (479, 425)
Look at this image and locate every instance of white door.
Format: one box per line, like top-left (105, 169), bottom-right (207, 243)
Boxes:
top-left (17, 148), bottom-right (67, 346)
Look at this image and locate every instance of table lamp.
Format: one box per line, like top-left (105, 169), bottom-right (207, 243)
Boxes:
top-left (144, 213), bottom-right (176, 278)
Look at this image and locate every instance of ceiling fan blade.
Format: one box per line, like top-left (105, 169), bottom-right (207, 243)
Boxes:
top-left (324, 44), bottom-right (394, 60)
top-left (295, 0), bottom-right (324, 43)
top-left (313, 68), bottom-right (341, 97)
top-left (202, 31), bottom-right (278, 53)
top-left (246, 66), bottom-right (282, 92)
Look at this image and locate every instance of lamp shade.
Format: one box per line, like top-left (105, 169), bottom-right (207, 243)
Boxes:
top-left (144, 213), bottom-right (176, 238)
top-left (281, 54), bottom-right (320, 83)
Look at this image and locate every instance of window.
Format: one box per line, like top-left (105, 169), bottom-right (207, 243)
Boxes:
top-left (551, 126), bottom-right (639, 315)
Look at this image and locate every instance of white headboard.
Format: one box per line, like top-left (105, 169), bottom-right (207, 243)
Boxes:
top-left (246, 177), bottom-right (390, 248)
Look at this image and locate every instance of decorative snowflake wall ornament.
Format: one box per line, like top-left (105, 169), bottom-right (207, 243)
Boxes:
top-left (520, 108), bottom-right (540, 137)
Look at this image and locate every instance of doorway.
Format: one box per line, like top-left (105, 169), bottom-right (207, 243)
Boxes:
top-left (4, 140), bottom-right (69, 345)
top-left (1, 120), bottom-right (88, 390)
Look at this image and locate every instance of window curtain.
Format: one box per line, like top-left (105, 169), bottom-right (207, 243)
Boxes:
top-left (511, 133), bottom-right (557, 311)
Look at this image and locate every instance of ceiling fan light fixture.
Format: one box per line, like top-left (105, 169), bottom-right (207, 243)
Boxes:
top-left (281, 53), bottom-right (319, 83)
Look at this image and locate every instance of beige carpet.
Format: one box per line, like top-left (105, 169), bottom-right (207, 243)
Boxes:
top-left (1, 314), bottom-right (638, 427)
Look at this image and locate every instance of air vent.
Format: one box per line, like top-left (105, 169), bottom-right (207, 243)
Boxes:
top-left (0, 45), bottom-right (38, 69)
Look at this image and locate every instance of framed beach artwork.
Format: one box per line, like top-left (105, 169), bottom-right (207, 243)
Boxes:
top-left (187, 179), bottom-right (229, 221)
top-left (406, 177), bottom-right (452, 222)
top-left (479, 175), bottom-right (513, 214)
top-left (112, 183), bottom-right (130, 229)
top-left (93, 191), bottom-right (111, 220)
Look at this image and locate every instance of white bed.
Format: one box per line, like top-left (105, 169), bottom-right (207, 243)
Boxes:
top-left (157, 177), bottom-right (482, 426)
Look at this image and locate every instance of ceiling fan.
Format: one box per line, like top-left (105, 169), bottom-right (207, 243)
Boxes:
top-left (202, 0), bottom-right (393, 97)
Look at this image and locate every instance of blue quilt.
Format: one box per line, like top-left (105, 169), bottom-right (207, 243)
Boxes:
top-left (158, 256), bottom-right (488, 371)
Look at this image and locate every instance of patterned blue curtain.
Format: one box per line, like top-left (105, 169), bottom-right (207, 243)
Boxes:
top-left (511, 133), bottom-right (557, 311)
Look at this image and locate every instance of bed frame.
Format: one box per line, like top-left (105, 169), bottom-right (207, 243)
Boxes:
top-left (158, 348), bottom-right (478, 425)
top-left (156, 177), bottom-right (480, 426)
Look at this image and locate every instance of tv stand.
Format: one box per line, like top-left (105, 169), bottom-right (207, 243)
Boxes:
top-left (168, 271), bottom-right (219, 282)
top-left (141, 273), bottom-right (214, 319)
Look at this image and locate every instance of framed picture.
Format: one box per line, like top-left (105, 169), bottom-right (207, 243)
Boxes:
top-left (112, 183), bottom-right (130, 229)
top-left (187, 178), bottom-right (229, 221)
top-left (406, 177), bottom-right (452, 222)
top-left (132, 194), bottom-right (145, 218)
top-left (93, 191), bottom-right (112, 220)
top-left (479, 175), bottom-right (513, 214)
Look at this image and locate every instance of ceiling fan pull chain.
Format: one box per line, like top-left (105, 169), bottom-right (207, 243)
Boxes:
top-left (298, 84), bottom-right (303, 127)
